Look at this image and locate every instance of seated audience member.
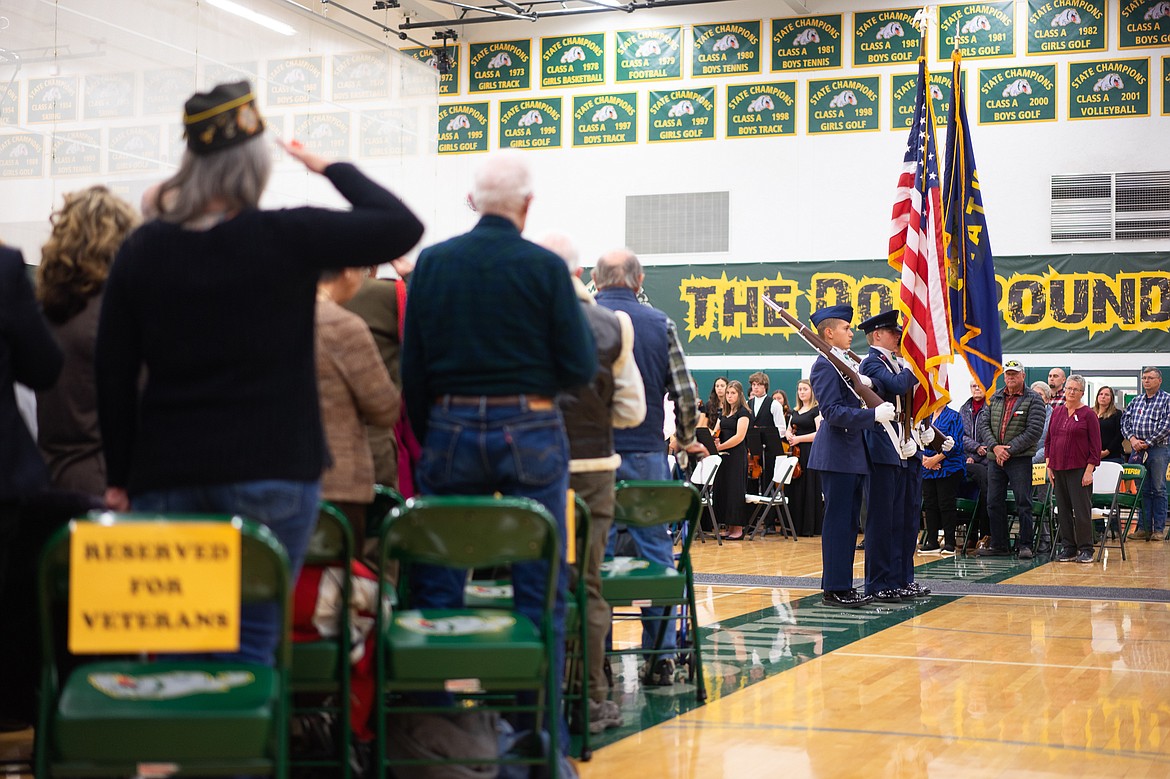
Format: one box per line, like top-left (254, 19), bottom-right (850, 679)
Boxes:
top-left (541, 231), bottom-right (645, 734)
top-left (960, 381), bottom-right (990, 549)
top-left (96, 81), bottom-right (424, 668)
top-left (787, 378), bottom-right (823, 537)
top-left (1093, 385), bottom-right (1125, 465)
top-left (920, 403), bottom-right (966, 554)
top-left (35, 187), bottom-right (139, 498)
top-left (1121, 367), bottom-right (1170, 541)
top-left (713, 380), bottom-right (751, 540)
top-left (316, 267), bottom-right (401, 551)
top-left (975, 360), bottom-right (1046, 559)
top-left (1045, 375), bottom-right (1100, 563)
top-left (1031, 381), bottom-right (1053, 466)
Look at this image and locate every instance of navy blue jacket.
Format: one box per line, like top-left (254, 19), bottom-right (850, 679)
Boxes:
top-left (807, 355), bottom-right (878, 475)
top-left (860, 347), bottom-right (918, 467)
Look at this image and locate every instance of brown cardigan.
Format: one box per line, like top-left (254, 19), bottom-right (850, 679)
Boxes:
top-left (315, 298), bottom-right (400, 503)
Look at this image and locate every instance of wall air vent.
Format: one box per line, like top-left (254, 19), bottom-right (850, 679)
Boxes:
top-left (625, 191), bottom-right (730, 255)
top-left (1051, 171), bottom-right (1170, 241)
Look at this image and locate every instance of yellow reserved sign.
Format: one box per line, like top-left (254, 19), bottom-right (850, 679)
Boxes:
top-left (69, 522), bottom-right (241, 654)
top-left (1032, 463), bottom-right (1048, 486)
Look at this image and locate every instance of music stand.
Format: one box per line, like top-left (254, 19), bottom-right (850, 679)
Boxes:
top-left (695, 427), bottom-right (718, 456)
top-left (745, 428), bottom-right (763, 460)
top-left (760, 427), bottom-right (784, 457)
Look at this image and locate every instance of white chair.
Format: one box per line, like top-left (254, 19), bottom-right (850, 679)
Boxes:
top-left (745, 455), bottom-right (800, 541)
top-left (688, 454), bottom-right (722, 545)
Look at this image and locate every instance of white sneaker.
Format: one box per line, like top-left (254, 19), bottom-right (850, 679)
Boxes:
top-left (588, 699), bottom-right (622, 734)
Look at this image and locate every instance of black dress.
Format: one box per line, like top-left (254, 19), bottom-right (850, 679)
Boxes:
top-left (713, 406), bottom-right (750, 528)
top-left (787, 405), bottom-right (824, 536)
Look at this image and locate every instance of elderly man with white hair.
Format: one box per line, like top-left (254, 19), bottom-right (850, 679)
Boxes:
top-left (400, 152), bottom-right (596, 770)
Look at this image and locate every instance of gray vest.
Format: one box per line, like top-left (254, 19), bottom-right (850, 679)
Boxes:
top-left (558, 302), bottom-right (622, 461)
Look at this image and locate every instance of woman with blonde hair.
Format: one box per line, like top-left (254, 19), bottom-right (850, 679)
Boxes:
top-left (1093, 385), bottom-right (1125, 464)
top-left (36, 186), bottom-right (139, 497)
top-left (788, 378), bottom-right (823, 536)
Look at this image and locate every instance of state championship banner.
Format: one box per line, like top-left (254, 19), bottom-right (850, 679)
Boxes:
top-left (938, 2), bottom-right (1015, 60)
top-left (629, 253), bottom-right (1170, 357)
top-left (1026, 0), bottom-right (1106, 55)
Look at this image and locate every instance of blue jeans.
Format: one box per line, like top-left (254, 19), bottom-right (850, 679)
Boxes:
top-left (1140, 444), bottom-right (1169, 533)
top-left (987, 456), bottom-right (1034, 551)
top-left (607, 451), bottom-right (677, 652)
top-left (412, 398), bottom-right (570, 751)
top-left (132, 479), bottom-right (321, 666)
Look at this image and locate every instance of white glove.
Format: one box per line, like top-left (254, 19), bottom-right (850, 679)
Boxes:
top-left (857, 374), bottom-right (874, 388)
top-left (873, 402), bottom-right (897, 424)
top-left (941, 435), bottom-right (955, 453)
top-left (917, 424), bottom-right (936, 445)
top-left (900, 437), bottom-right (918, 458)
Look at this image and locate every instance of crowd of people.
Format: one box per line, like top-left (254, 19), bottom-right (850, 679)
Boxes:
top-left (2, 78), bottom-right (1170, 773)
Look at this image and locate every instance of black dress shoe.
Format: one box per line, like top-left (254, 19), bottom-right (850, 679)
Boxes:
top-left (873, 589), bottom-right (902, 603)
top-left (822, 589), bottom-right (873, 608)
top-left (903, 581), bottom-right (932, 598)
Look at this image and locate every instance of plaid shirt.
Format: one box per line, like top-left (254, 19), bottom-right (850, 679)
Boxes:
top-left (665, 319), bottom-right (699, 446)
top-left (1121, 390), bottom-right (1170, 447)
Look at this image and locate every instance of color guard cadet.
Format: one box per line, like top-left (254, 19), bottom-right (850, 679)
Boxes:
top-left (807, 304), bottom-right (896, 608)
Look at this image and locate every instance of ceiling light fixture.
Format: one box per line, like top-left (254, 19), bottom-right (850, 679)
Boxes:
top-left (206, 0), bottom-right (297, 36)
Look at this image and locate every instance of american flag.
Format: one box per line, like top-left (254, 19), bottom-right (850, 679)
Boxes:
top-left (889, 58), bottom-right (952, 424)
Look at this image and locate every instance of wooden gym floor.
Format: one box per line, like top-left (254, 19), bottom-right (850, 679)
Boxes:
top-left (581, 532), bottom-right (1170, 778)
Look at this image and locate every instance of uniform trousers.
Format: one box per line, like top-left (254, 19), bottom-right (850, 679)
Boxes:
top-left (864, 464), bottom-right (902, 595)
top-left (817, 469), bottom-right (865, 592)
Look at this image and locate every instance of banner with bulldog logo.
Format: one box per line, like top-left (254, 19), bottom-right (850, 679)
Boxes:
top-left (360, 108), bottom-right (419, 157)
top-left (267, 57), bottom-right (323, 106)
top-left (0, 82), bottom-right (19, 125)
top-left (51, 130), bottom-right (102, 176)
top-left (891, 69), bottom-right (953, 128)
top-left (854, 9), bottom-right (922, 67)
top-left (541, 34), bottom-right (605, 88)
top-left (202, 62), bottom-right (259, 90)
top-left (27, 77), bottom-right (78, 123)
top-left (771, 14), bottom-right (843, 72)
top-left (144, 68), bottom-right (196, 116)
top-left (332, 51), bottom-right (389, 102)
top-left (648, 88), bottom-right (715, 143)
top-left (437, 102), bottom-right (489, 154)
top-left (938, 2), bottom-right (1016, 60)
top-left (1026, 0), bottom-right (1106, 54)
top-left (84, 73), bottom-right (135, 120)
top-left (572, 92), bottom-right (637, 147)
top-left (978, 64), bottom-right (1057, 124)
top-left (1164, 56), bottom-right (1170, 114)
top-left (0, 133), bottom-right (44, 178)
top-left (615, 27), bottom-right (682, 83)
top-left (1068, 58), bottom-right (1149, 119)
top-left (401, 47), bottom-right (458, 96)
top-left (1120, 0), bottom-right (1170, 49)
top-left (108, 126), bottom-right (161, 173)
top-left (807, 76), bottom-right (879, 134)
top-left (499, 98), bottom-right (562, 149)
top-left (469, 40), bottom-right (531, 93)
top-left (294, 112), bottom-right (350, 157)
top-left (692, 21), bottom-right (761, 78)
top-left (726, 82), bottom-right (796, 138)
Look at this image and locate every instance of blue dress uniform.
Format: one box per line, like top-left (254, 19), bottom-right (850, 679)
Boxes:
top-left (857, 310), bottom-right (929, 601)
top-left (807, 305), bottom-right (877, 608)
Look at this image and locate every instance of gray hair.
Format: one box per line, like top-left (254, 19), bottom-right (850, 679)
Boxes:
top-left (1066, 374), bottom-right (1086, 391)
top-left (157, 134), bottom-right (271, 226)
top-left (471, 152), bottom-right (531, 217)
top-left (592, 247), bottom-right (641, 290)
top-left (1030, 381), bottom-right (1051, 401)
top-left (1142, 366), bottom-right (1162, 379)
top-left (536, 232), bottom-right (579, 273)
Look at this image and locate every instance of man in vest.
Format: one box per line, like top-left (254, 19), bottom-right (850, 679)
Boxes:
top-left (594, 247), bottom-right (706, 686)
top-left (541, 234), bottom-right (646, 733)
top-left (747, 371), bottom-right (787, 494)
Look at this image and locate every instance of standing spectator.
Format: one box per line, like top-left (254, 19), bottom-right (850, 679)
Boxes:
top-left (1094, 386), bottom-right (1125, 465)
top-left (976, 360), bottom-right (1046, 558)
top-left (96, 81), bottom-right (424, 667)
top-left (746, 371), bottom-right (785, 494)
top-left (959, 381), bottom-right (990, 550)
top-left (315, 266), bottom-right (401, 551)
top-left (1122, 367), bottom-right (1170, 541)
top-left (700, 376), bottom-right (727, 430)
top-left (920, 403), bottom-right (966, 554)
top-left (787, 379), bottom-right (823, 537)
top-left (1047, 367), bottom-right (1067, 409)
top-left (401, 152), bottom-right (595, 766)
top-left (594, 247), bottom-right (705, 685)
top-left (1031, 381), bottom-right (1054, 465)
top-left (35, 186), bottom-right (139, 498)
top-left (541, 232), bottom-right (645, 734)
top-left (1046, 375), bottom-right (1101, 563)
top-left (713, 380), bottom-right (750, 540)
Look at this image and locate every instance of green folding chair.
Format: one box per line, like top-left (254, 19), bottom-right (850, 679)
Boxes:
top-left (290, 502), bottom-right (354, 779)
top-left (36, 514), bottom-right (291, 778)
top-left (364, 484), bottom-right (405, 545)
top-left (603, 481), bottom-right (706, 702)
top-left (1095, 463), bottom-right (1146, 562)
top-left (375, 496), bottom-right (561, 778)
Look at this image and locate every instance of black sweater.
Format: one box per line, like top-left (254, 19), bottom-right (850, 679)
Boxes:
top-left (96, 163), bottom-right (423, 494)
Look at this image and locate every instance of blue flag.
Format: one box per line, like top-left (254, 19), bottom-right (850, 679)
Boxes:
top-left (943, 53), bottom-right (1002, 396)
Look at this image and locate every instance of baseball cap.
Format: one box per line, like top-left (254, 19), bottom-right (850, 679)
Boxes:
top-left (1003, 360), bottom-right (1024, 373)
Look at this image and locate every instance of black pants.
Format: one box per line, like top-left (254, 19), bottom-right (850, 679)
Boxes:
top-left (922, 472), bottom-right (961, 547)
top-left (1052, 468), bottom-right (1094, 552)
